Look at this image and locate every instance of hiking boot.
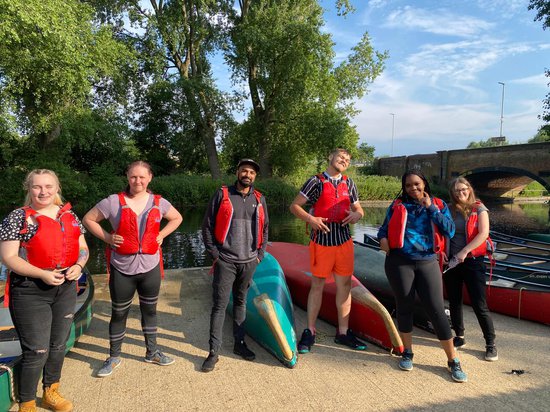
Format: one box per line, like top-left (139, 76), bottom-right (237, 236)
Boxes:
top-left (144, 350), bottom-right (175, 366)
top-left (41, 382), bottom-right (73, 412)
top-left (334, 329), bottom-right (367, 351)
top-left (398, 349), bottom-right (414, 371)
top-left (97, 357), bottom-right (122, 377)
top-left (298, 328), bottom-right (316, 354)
top-left (18, 400), bottom-right (37, 412)
top-left (453, 336), bottom-right (466, 349)
top-left (485, 345), bottom-right (498, 362)
top-left (201, 351), bottom-right (219, 372)
top-left (448, 358), bottom-right (468, 383)
top-left (234, 340), bottom-right (255, 361)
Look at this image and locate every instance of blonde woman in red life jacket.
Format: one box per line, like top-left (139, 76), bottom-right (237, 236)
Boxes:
top-left (83, 161), bottom-right (182, 378)
top-left (443, 177), bottom-right (497, 362)
top-left (0, 169), bottom-right (89, 412)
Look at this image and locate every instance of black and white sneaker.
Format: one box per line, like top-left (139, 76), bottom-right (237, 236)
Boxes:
top-left (453, 336), bottom-right (466, 349)
top-left (485, 345), bottom-right (498, 361)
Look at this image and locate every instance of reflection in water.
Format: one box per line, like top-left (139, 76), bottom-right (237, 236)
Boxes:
top-left (84, 202), bottom-right (550, 273)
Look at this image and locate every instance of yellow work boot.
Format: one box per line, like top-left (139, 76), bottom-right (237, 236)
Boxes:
top-left (41, 382), bottom-right (73, 412)
top-left (18, 400), bottom-right (37, 412)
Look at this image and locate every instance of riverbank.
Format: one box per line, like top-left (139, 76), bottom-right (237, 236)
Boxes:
top-left (14, 268), bottom-right (549, 411)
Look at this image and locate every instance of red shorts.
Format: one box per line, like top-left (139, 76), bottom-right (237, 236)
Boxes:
top-left (309, 239), bottom-right (354, 279)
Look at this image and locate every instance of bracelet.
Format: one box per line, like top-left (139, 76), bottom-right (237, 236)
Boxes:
top-left (73, 263), bottom-right (84, 270)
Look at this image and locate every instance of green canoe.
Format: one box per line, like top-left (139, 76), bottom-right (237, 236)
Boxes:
top-left (0, 273), bottom-right (94, 411)
top-left (228, 252), bottom-right (298, 368)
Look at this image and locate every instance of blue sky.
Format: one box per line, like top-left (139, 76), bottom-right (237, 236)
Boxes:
top-left (317, 0), bottom-right (549, 156)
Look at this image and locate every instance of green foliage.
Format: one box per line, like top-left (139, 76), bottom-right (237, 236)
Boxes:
top-left (226, 0), bottom-right (387, 176)
top-left (149, 175), bottom-right (298, 207)
top-left (55, 108), bottom-right (139, 174)
top-left (528, 124), bottom-right (550, 142)
top-left (0, 0), bottom-right (133, 144)
top-left (351, 174), bottom-right (401, 201)
top-left (467, 137), bottom-right (509, 148)
top-left (529, 0), bottom-right (550, 30)
top-left (517, 181), bottom-right (548, 197)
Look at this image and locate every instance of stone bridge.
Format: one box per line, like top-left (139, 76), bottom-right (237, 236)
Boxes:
top-left (375, 142), bottom-right (550, 197)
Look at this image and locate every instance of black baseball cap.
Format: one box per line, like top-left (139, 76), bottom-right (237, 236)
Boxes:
top-left (237, 158), bottom-right (260, 173)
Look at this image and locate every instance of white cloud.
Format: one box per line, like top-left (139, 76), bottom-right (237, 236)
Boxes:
top-left (384, 6), bottom-right (494, 38)
top-left (511, 73), bottom-right (548, 86)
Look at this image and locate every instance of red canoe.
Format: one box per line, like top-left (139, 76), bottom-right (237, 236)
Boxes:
top-left (267, 242), bottom-right (404, 354)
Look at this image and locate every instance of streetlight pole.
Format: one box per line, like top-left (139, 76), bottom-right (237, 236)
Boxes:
top-left (390, 113), bottom-right (395, 156)
top-left (498, 82), bottom-right (505, 137)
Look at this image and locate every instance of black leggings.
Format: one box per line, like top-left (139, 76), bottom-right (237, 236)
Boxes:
top-left (385, 253), bottom-right (452, 341)
top-left (108, 264), bottom-right (161, 357)
top-left (443, 257), bottom-right (495, 346)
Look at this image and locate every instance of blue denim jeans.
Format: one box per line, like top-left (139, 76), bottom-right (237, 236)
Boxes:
top-left (9, 274), bottom-right (76, 402)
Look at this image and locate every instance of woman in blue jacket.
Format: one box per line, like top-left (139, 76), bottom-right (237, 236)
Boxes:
top-left (378, 170), bottom-right (467, 383)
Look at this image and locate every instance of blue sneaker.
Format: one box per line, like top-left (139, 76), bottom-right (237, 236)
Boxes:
top-left (97, 357), bottom-right (122, 377)
top-left (144, 350), bottom-right (175, 366)
top-left (448, 358), bottom-right (468, 382)
top-left (298, 329), bottom-right (315, 354)
top-left (398, 350), bottom-right (414, 371)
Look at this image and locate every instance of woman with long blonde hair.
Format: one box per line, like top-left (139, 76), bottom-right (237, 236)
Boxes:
top-left (444, 177), bottom-right (497, 361)
top-left (0, 169), bottom-right (89, 412)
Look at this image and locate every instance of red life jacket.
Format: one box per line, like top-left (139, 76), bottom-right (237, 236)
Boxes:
top-left (312, 174), bottom-right (351, 223)
top-left (20, 203), bottom-right (81, 269)
top-left (115, 193), bottom-right (162, 255)
top-left (387, 197), bottom-right (449, 269)
top-left (214, 186), bottom-right (265, 249)
top-left (465, 201), bottom-right (495, 258)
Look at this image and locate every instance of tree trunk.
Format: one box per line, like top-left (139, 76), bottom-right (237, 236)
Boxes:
top-left (154, 1), bottom-right (221, 179)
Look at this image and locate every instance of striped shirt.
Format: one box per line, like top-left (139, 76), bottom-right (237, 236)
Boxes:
top-left (300, 172), bottom-right (360, 247)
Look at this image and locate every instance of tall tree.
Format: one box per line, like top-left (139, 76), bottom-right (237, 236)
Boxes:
top-left (226, 0), bottom-right (386, 176)
top-left (0, 0), bottom-right (131, 148)
top-left (87, 0), bottom-right (234, 179)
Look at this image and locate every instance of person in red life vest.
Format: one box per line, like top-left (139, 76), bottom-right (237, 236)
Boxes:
top-left (444, 177), bottom-right (497, 361)
top-left (83, 161), bottom-right (182, 378)
top-left (0, 169), bottom-right (89, 412)
top-left (201, 159), bottom-right (269, 372)
top-left (289, 148), bottom-right (366, 354)
top-left (377, 170), bottom-right (468, 383)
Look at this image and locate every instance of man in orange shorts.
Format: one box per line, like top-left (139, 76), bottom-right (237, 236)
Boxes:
top-left (289, 148), bottom-right (365, 353)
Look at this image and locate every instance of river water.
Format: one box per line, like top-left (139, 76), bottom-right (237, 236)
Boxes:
top-left (84, 201), bottom-right (550, 274)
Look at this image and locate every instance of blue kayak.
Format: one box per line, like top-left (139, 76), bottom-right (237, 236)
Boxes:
top-left (228, 252), bottom-right (298, 368)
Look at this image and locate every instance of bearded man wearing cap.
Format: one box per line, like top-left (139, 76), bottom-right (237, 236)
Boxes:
top-left (201, 158), bottom-right (269, 372)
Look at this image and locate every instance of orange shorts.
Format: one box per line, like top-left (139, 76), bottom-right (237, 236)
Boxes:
top-left (309, 240), bottom-right (354, 279)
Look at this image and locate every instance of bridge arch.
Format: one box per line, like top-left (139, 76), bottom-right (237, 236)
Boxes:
top-left (459, 167), bottom-right (550, 198)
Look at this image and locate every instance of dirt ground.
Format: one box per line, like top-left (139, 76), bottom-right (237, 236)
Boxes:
top-left (12, 268), bottom-right (550, 412)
